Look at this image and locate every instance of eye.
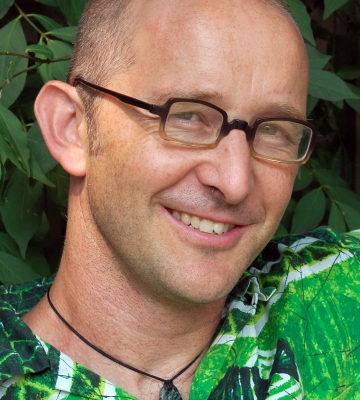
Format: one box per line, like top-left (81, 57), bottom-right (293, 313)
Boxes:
top-left (164, 102), bottom-right (223, 145)
top-left (258, 124), bottom-right (280, 135)
top-left (173, 112), bottom-right (202, 121)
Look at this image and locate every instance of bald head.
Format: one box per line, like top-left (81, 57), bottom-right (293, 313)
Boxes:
top-left (69, 0), bottom-right (298, 85)
top-left (69, 0), bottom-right (306, 154)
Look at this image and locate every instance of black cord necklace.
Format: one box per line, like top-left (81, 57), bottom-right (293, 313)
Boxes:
top-left (47, 287), bottom-right (202, 400)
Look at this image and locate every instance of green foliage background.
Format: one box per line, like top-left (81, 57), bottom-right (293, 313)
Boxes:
top-left (0, 0), bottom-right (359, 284)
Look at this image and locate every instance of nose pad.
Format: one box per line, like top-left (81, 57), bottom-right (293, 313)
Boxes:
top-left (225, 119), bottom-right (248, 137)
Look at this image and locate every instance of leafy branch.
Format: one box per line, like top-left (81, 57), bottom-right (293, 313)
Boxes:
top-left (0, 53), bottom-right (72, 90)
top-left (0, 51), bottom-right (71, 64)
top-left (14, 3), bottom-right (49, 41)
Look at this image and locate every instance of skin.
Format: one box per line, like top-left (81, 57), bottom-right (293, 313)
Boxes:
top-left (23, 0), bottom-right (309, 399)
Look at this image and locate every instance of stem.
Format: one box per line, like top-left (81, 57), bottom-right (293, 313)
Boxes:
top-left (0, 65), bottom-right (36, 91)
top-left (15, 3), bottom-right (48, 40)
top-left (0, 52), bottom-right (71, 64)
top-left (0, 51), bottom-right (45, 64)
top-left (0, 55), bottom-right (71, 90)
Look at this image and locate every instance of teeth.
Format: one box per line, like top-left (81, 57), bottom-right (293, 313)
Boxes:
top-left (200, 219), bottom-right (214, 233)
top-left (181, 213), bottom-right (191, 225)
top-left (172, 211), bottom-right (234, 234)
top-left (214, 222), bottom-right (224, 234)
top-left (191, 216), bottom-right (200, 229)
top-left (173, 211), bottom-right (181, 220)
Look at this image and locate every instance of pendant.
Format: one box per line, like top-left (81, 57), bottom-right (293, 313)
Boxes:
top-left (159, 381), bottom-right (183, 400)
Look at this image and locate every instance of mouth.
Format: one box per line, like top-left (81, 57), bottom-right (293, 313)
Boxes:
top-left (171, 210), bottom-right (235, 235)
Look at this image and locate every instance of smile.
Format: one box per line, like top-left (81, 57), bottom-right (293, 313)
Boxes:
top-left (171, 210), bottom-right (235, 234)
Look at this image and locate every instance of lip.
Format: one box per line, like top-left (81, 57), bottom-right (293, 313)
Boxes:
top-left (163, 206), bottom-right (248, 248)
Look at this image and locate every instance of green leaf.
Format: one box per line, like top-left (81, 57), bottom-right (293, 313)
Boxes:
top-left (0, 232), bottom-right (19, 257)
top-left (28, 122), bottom-right (58, 174)
top-left (47, 40), bottom-right (73, 81)
top-left (293, 165), bottom-right (313, 192)
top-left (309, 69), bottom-right (360, 101)
top-left (0, 105), bottom-right (30, 175)
top-left (36, 38), bottom-right (54, 83)
top-left (37, 60), bottom-right (53, 83)
top-left (31, 212), bottom-right (50, 244)
top-left (0, 162), bottom-right (5, 197)
top-left (328, 203), bottom-right (346, 233)
top-left (337, 203), bottom-right (360, 231)
top-left (291, 188), bottom-right (326, 234)
top-left (0, 251), bottom-right (41, 285)
top-left (324, 0), bottom-right (350, 20)
top-left (56, 0), bottom-right (87, 25)
top-left (0, 19), bottom-right (28, 107)
top-left (0, 147), bottom-right (7, 164)
top-left (306, 44), bottom-right (331, 70)
top-left (337, 65), bottom-right (360, 80)
top-left (6, 55), bottom-right (22, 81)
top-left (306, 94), bottom-right (318, 116)
top-left (327, 187), bottom-right (360, 211)
top-left (0, 0), bottom-right (14, 19)
top-left (345, 83), bottom-right (360, 113)
top-left (281, 198), bottom-right (296, 231)
top-left (287, 0), bottom-right (315, 46)
top-left (26, 44), bottom-right (54, 59)
top-left (313, 167), bottom-right (349, 189)
top-left (330, 147), bottom-right (344, 175)
top-left (1, 170), bottom-right (44, 258)
top-left (28, 14), bottom-right (62, 31)
top-left (35, 0), bottom-right (59, 6)
top-left (0, 232), bottom-right (50, 279)
top-left (47, 164), bottom-right (69, 210)
top-left (48, 26), bottom-right (77, 43)
top-left (274, 223), bottom-right (288, 237)
top-left (332, 99), bottom-right (344, 109)
top-left (24, 246), bottom-right (51, 277)
top-left (29, 153), bottom-right (56, 187)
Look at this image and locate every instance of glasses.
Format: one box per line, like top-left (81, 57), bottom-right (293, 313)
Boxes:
top-left (73, 78), bottom-right (326, 164)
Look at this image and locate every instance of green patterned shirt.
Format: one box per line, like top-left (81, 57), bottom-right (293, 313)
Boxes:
top-left (1, 227), bottom-right (360, 399)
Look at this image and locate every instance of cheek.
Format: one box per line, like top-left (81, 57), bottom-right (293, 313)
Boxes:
top-left (91, 118), bottom-right (200, 201)
top-left (258, 164), bottom-right (297, 218)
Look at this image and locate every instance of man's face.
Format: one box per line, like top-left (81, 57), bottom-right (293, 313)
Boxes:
top-left (84, 0), bottom-right (308, 304)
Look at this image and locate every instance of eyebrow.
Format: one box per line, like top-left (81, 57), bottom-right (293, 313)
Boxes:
top-left (147, 91), bottom-right (306, 121)
top-left (270, 103), bottom-right (307, 121)
top-left (148, 89), bottom-right (224, 104)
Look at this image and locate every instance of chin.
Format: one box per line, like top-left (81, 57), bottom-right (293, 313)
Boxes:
top-left (160, 265), bottom-right (243, 306)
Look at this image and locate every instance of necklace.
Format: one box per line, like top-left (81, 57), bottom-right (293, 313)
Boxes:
top-left (47, 287), bottom-right (202, 400)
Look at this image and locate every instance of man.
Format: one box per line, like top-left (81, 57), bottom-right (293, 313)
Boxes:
top-left (0, 0), bottom-right (359, 399)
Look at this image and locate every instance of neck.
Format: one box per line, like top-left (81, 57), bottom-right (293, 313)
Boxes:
top-left (23, 179), bottom-right (225, 399)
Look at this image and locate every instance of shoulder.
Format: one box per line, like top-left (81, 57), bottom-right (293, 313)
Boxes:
top-left (197, 228), bottom-right (360, 399)
top-left (0, 274), bottom-right (54, 316)
top-left (253, 226), bottom-right (360, 283)
top-left (247, 227), bottom-right (360, 334)
top-left (0, 276), bottom-right (54, 382)
top-left (261, 226), bottom-right (360, 262)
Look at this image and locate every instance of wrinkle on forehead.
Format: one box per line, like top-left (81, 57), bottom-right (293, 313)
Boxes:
top-left (132, 0), bottom-right (306, 73)
top-left (126, 0), bottom-right (308, 117)
top-left (147, 89), bottom-right (223, 105)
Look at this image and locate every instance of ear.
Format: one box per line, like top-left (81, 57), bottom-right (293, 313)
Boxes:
top-left (34, 80), bottom-right (87, 177)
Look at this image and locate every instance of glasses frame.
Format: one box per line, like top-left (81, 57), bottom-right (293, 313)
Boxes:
top-left (73, 78), bottom-right (326, 164)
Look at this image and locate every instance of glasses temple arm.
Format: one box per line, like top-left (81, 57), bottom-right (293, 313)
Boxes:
top-left (73, 78), bottom-right (153, 112)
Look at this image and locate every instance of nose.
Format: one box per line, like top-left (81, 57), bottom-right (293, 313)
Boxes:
top-left (195, 129), bottom-right (254, 204)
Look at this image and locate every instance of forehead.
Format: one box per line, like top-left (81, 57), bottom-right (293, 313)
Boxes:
top-left (117, 0), bottom-right (308, 116)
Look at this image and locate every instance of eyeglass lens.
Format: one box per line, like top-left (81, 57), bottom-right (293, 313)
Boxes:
top-left (165, 102), bottom-right (222, 145)
top-left (164, 102), bottom-right (312, 162)
top-left (253, 121), bottom-right (312, 162)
